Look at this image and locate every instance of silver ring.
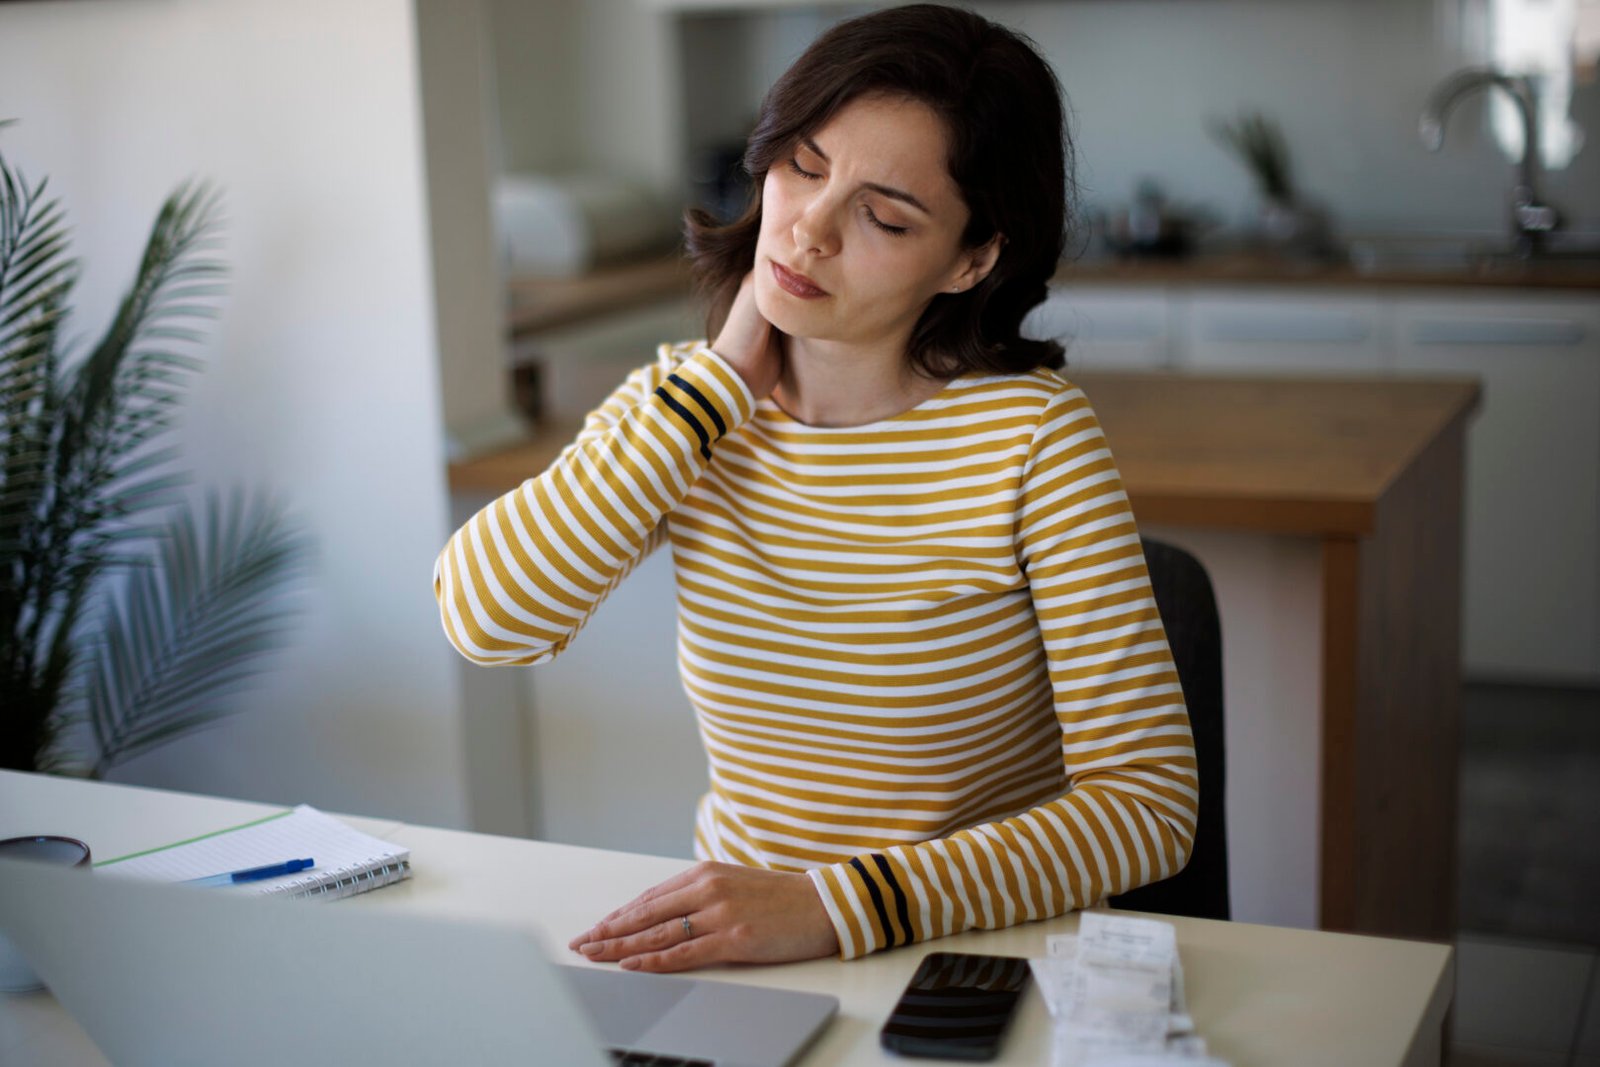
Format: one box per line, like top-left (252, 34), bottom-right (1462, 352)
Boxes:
top-left (680, 915), bottom-right (694, 939)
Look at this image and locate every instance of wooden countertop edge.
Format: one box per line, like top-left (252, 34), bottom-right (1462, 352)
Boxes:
top-left (501, 252), bottom-right (1598, 346)
top-left (446, 384), bottom-right (1482, 537)
top-left (507, 256), bottom-right (691, 339)
top-left (1055, 259), bottom-right (1600, 291)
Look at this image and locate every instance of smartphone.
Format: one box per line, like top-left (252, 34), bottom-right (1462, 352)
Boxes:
top-left (879, 951), bottom-right (1032, 1061)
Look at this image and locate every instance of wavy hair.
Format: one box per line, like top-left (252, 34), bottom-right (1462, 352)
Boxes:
top-left (683, 3), bottom-right (1074, 378)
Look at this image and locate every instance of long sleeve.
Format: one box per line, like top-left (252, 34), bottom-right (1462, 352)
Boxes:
top-left (434, 343), bottom-right (755, 666)
top-left (804, 386), bottom-right (1198, 958)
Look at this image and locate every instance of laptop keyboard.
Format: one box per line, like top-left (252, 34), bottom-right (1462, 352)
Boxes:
top-left (607, 1050), bottom-right (713, 1066)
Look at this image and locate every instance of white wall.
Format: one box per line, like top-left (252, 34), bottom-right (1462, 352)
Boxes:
top-left (489, 0), bottom-right (583, 176)
top-left (416, 0), bottom-right (521, 461)
top-left (0, 0), bottom-right (472, 827)
top-left (492, 0), bottom-right (1600, 235)
top-left (489, 0), bottom-right (683, 193)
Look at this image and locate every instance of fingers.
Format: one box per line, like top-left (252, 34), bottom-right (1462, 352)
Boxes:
top-left (578, 913), bottom-right (701, 963)
top-left (711, 273), bottom-right (782, 399)
top-left (568, 868), bottom-right (707, 950)
top-left (620, 935), bottom-right (717, 974)
top-left (568, 864), bottom-right (838, 974)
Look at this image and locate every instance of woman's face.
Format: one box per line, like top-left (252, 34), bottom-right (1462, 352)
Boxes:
top-left (753, 93), bottom-right (997, 353)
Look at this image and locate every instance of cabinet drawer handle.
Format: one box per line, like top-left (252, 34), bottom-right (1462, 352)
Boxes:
top-left (1410, 320), bottom-right (1586, 346)
top-left (1202, 316), bottom-right (1371, 344)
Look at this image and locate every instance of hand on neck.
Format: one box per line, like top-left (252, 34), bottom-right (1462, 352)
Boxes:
top-left (773, 335), bottom-right (950, 428)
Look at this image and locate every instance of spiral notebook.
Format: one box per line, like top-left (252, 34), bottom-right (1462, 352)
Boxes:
top-left (95, 805), bottom-right (411, 900)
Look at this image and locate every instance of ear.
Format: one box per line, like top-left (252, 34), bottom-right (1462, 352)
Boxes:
top-left (949, 233), bottom-right (1005, 292)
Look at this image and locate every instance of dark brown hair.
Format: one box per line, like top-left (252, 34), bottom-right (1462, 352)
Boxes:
top-left (684, 3), bottom-right (1074, 378)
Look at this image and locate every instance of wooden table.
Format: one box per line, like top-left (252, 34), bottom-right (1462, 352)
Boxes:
top-left (0, 771), bottom-right (1455, 1066)
top-left (1078, 374), bottom-right (1480, 942)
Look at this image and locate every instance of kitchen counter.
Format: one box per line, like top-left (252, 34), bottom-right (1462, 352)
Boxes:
top-left (505, 247), bottom-right (1600, 346)
top-left (508, 254), bottom-right (691, 340)
top-left (1073, 372), bottom-right (1480, 535)
top-left (1058, 247), bottom-right (1600, 291)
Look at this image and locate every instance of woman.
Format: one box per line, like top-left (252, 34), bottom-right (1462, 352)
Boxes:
top-left (435, 3), bottom-right (1196, 971)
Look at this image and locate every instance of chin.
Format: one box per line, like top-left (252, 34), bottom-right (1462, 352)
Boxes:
top-left (754, 273), bottom-right (823, 339)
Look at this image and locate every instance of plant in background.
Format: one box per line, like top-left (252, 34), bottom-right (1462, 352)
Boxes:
top-left (1208, 110), bottom-right (1297, 205)
top-left (1207, 109), bottom-right (1335, 259)
top-left (0, 123), bottom-right (309, 777)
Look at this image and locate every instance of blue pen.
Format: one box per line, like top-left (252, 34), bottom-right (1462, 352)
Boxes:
top-left (185, 858), bottom-right (315, 887)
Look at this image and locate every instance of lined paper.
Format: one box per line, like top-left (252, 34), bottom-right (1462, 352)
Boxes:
top-left (98, 805), bottom-right (411, 899)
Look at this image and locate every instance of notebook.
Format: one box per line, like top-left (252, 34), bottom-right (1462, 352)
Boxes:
top-left (94, 805), bottom-right (411, 899)
top-left (0, 856), bottom-right (839, 1067)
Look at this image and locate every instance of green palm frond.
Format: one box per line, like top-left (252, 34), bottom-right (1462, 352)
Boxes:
top-left (0, 145), bottom-right (80, 770)
top-left (0, 161), bottom-right (75, 561)
top-left (57, 180), bottom-right (224, 534)
top-left (82, 490), bottom-right (310, 776)
top-left (3, 128), bottom-right (309, 775)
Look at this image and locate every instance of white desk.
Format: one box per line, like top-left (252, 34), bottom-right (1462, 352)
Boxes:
top-left (0, 771), bottom-right (1453, 1066)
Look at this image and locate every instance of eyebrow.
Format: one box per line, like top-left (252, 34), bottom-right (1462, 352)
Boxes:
top-left (799, 137), bottom-right (932, 216)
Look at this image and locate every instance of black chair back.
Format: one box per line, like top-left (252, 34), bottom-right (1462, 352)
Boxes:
top-left (1108, 537), bottom-right (1231, 921)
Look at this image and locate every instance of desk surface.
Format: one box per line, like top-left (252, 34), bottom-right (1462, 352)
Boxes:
top-left (1, 770), bottom-right (1453, 1066)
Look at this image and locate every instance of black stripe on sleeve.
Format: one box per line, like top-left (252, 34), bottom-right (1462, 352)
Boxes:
top-left (667, 373), bottom-right (727, 438)
top-left (871, 853), bottom-right (913, 947)
top-left (655, 385), bottom-right (712, 461)
top-left (849, 856), bottom-right (898, 950)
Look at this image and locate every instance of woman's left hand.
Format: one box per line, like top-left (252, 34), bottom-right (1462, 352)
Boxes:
top-left (568, 861), bottom-right (840, 973)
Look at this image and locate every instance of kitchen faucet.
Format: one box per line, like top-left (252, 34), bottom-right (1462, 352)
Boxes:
top-left (1419, 68), bottom-right (1561, 258)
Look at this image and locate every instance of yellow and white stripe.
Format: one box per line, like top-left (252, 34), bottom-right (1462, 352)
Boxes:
top-left (435, 340), bottom-right (1197, 959)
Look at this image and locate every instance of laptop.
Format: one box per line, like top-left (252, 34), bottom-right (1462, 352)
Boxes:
top-left (0, 857), bottom-right (837, 1067)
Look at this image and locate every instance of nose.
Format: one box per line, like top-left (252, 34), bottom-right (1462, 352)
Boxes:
top-left (791, 197), bottom-right (841, 258)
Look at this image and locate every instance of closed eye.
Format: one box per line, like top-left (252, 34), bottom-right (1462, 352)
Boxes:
top-left (863, 207), bottom-right (908, 237)
top-left (785, 158), bottom-right (909, 237)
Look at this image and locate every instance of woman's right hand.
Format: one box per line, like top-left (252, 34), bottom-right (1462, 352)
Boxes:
top-left (712, 270), bottom-right (784, 401)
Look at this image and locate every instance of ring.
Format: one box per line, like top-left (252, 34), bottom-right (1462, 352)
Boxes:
top-left (680, 915), bottom-right (694, 939)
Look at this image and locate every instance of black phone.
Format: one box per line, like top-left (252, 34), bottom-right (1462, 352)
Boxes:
top-left (879, 951), bottom-right (1032, 1061)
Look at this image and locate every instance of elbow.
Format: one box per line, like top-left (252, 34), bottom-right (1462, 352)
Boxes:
top-left (433, 547), bottom-right (556, 667)
top-left (1169, 813), bottom-right (1196, 879)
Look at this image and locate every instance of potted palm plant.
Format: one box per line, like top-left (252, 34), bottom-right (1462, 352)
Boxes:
top-left (1, 123), bottom-right (309, 777)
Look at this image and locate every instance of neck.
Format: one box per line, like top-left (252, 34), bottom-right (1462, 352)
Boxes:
top-left (774, 335), bottom-right (949, 427)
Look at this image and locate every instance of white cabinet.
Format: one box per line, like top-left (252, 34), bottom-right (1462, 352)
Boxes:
top-left (1026, 280), bottom-right (1600, 683)
top-left (1179, 289), bottom-right (1389, 375)
top-left (1392, 295), bottom-right (1600, 683)
top-left (1023, 286), bottom-right (1174, 372)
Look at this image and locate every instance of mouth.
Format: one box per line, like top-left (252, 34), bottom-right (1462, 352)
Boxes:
top-left (770, 260), bottom-right (829, 299)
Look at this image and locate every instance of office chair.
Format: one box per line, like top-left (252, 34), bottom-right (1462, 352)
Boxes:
top-left (1108, 537), bottom-right (1231, 921)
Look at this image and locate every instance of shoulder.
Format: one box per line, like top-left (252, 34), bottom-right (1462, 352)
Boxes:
top-left (948, 369), bottom-right (1109, 477)
top-left (946, 366), bottom-right (1094, 425)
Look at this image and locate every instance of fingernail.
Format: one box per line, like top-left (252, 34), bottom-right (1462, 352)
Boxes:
top-left (620, 957), bottom-right (640, 970)
top-left (580, 942), bottom-right (604, 956)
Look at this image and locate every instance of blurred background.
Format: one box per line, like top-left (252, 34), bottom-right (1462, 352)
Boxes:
top-left (1, 1), bottom-right (1596, 1063)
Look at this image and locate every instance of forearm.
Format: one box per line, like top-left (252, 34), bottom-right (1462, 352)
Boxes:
top-left (810, 741), bottom-right (1196, 959)
top-left (434, 344), bottom-right (753, 665)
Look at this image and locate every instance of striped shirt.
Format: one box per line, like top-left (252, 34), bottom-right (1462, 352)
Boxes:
top-left (434, 340), bottom-right (1197, 959)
